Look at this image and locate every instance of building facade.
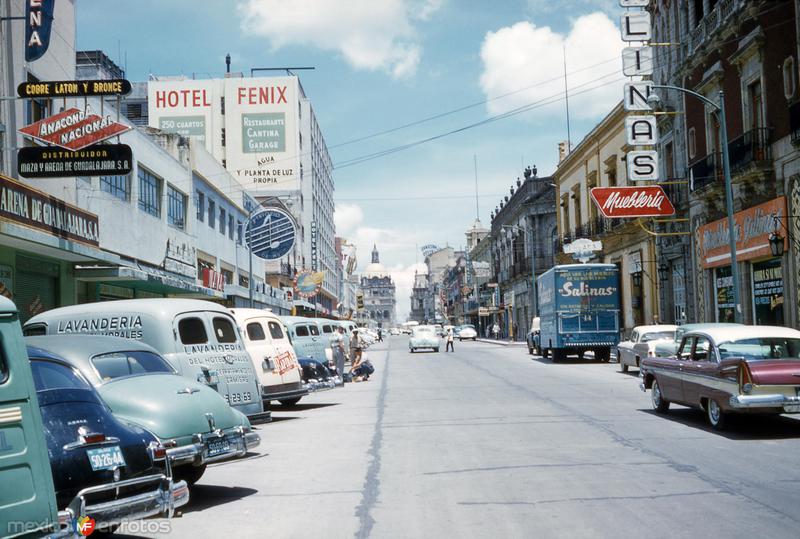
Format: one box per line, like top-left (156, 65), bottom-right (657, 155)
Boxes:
top-left (488, 166), bottom-right (557, 340)
top-left (554, 104), bottom-right (660, 335)
top-left (360, 245), bottom-right (397, 327)
top-left (652, 0), bottom-right (799, 327)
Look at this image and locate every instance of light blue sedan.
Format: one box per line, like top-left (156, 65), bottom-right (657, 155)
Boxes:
top-left (410, 325), bottom-right (440, 353)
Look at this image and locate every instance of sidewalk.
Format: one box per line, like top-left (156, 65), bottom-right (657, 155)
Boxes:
top-left (476, 338), bottom-right (527, 347)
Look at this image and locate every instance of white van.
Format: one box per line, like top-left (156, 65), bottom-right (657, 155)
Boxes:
top-left (24, 298), bottom-right (269, 424)
top-left (230, 308), bottom-right (307, 406)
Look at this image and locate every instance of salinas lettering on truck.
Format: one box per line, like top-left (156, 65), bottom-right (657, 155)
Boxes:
top-left (537, 264), bottom-right (621, 363)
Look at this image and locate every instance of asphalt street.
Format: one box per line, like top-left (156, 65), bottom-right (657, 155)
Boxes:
top-left (133, 336), bottom-right (800, 538)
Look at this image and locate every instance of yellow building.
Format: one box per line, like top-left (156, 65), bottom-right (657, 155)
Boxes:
top-left (554, 102), bottom-right (661, 334)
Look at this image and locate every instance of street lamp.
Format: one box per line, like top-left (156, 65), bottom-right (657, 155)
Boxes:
top-left (631, 271), bottom-right (643, 288)
top-left (648, 85), bottom-right (742, 323)
top-left (658, 263), bottom-right (669, 282)
top-left (769, 217), bottom-right (785, 257)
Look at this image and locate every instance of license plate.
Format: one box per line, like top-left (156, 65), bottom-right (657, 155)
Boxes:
top-left (86, 446), bottom-right (126, 471)
top-left (206, 437), bottom-right (231, 457)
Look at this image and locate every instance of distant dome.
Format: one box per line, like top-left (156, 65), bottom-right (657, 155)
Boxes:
top-left (365, 244), bottom-right (389, 277)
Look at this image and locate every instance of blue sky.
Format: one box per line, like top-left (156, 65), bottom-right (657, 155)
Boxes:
top-left (77, 0), bottom-right (624, 318)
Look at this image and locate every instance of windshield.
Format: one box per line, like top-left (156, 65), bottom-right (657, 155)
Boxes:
top-left (462, 325), bottom-right (475, 330)
top-left (717, 338), bottom-right (800, 361)
top-left (642, 331), bottom-right (675, 342)
top-left (91, 350), bottom-right (176, 381)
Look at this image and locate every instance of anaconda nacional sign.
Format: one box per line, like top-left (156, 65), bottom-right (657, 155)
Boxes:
top-left (19, 107), bottom-right (131, 151)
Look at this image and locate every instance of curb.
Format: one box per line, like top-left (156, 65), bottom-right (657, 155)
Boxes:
top-left (476, 339), bottom-right (527, 347)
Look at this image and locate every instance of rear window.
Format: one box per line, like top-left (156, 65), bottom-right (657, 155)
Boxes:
top-left (642, 331), bottom-right (675, 342)
top-left (268, 321), bottom-right (284, 340)
top-left (247, 322), bottom-right (266, 341)
top-left (309, 325), bottom-right (320, 336)
top-left (212, 317), bottom-right (238, 343)
top-left (91, 351), bottom-right (175, 380)
top-left (31, 360), bottom-right (92, 391)
top-left (0, 341), bottom-right (7, 385)
top-left (296, 325), bottom-right (309, 337)
top-left (179, 317), bottom-right (208, 344)
top-left (322, 325), bottom-right (333, 334)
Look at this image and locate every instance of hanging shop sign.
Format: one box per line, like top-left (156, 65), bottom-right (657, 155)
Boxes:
top-left (591, 186), bottom-right (675, 218)
top-left (246, 208), bottom-right (296, 261)
top-left (202, 268), bottom-right (225, 292)
top-left (0, 174), bottom-right (99, 246)
top-left (697, 196), bottom-right (787, 269)
top-left (25, 0), bottom-right (55, 62)
top-left (19, 107), bottom-right (131, 151)
top-left (17, 79), bottom-right (132, 98)
top-left (563, 238), bottom-right (603, 263)
top-left (294, 270), bottom-right (324, 299)
top-left (17, 144), bottom-right (133, 178)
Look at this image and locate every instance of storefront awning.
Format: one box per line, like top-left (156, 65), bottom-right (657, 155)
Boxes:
top-left (74, 265), bottom-right (221, 298)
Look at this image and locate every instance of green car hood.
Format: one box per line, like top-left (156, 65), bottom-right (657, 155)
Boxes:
top-left (97, 374), bottom-right (245, 440)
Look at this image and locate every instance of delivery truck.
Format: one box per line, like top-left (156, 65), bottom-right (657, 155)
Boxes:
top-left (537, 264), bottom-right (620, 362)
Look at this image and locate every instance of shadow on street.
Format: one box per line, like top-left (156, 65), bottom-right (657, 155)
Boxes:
top-left (180, 484), bottom-right (259, 514)
top-left (639, 408), bottom-right (800, 440)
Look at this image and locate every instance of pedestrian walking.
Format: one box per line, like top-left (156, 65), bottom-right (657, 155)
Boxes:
top-left (492, 322), bottom-right (500, 340)
top-left (331, 326), bottom-right (347, 382)
top-left (445, 328), bottom-right (455, 352)
top-left (377, 328), bottom-right (383, 342)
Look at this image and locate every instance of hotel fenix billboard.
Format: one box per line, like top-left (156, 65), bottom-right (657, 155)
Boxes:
top-left (147, 76), bottom-right (300, 193)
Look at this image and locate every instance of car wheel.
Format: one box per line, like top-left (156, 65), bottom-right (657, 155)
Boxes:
top-left (619, 351), bottom-right (628, 372)
top-left (410, 348), bottom-right (415, 353)
top-left (175, 464), bottom-right (207, 485)
top-left (551, 349), bottom-right (563, 363)
top-left (542, 348), bottom-right (549, 359)
top-left (651, 380), bottom-right (670, 413)
top-left (279, 397), bottom-right (302, 406)
top-left (435, 348), bottom-right (440, 352)
top-left (707, 399), bottom-right (727, 430)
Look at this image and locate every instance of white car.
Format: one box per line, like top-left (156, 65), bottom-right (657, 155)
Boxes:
top-left (409, 325), bottom-right (440, 353)
top-left (457, 325), bottom-right (477, 341)
top-left (617, 324), bottom-right (677, 372)
top-left (389, 328), bottom-right (401, 335)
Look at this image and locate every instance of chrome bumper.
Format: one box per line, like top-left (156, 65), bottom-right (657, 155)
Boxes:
top-left (729, 394), bottom-right (800, 411)
top-left (166, 426), bottom-right (261, 466)
top-left (57, 474), bottom-right (189, 531)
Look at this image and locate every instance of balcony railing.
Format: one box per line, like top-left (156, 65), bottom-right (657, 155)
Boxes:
top-left (690, 152), bottom-right (722, 192)
top-left (687, 0), bottom-right (744, 55)
top-left (728, 127), bottom-right (772, 171)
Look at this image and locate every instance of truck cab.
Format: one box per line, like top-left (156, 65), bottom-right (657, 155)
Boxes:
top-left (0, 296), bottom-right (59, 538)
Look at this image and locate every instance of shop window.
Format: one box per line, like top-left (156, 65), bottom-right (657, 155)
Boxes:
top-left (100, 175), bottom-right (129, 201)
top-left (246, 322), bottom-right (266, 341)
top-left (196, 191), bottom-right (205, 222)
top-left (714, 266), bottom-right (735, 323)
top-left (138, 168), bottom-right (162, 217)
top-left (221, 269), bottom-right (233, 285)
top-left (783, 57), bottom-right (796, 100)
top-left (167, 185), bottom-right (186, 229)
top-left (752, 259), bottom-right (784, 326)
top-left (212, 317), bottom-right (237, 343)
top-left (26, 74), bottom-right (50, 125)
top-left (228, 215), bottom-right (234, 240)
top-left (178, 317), bottom-right (208, 345)
top-left (268, 321), bottom-right (285, 340)
top-left (220, 208), bottom-right (226, 235)
top-left (237, 221), bottom-right (243, 245)
top-left (747, 80), bottom-right (764, 130)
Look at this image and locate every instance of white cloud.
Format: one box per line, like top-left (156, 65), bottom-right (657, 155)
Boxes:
top-left (479, 13), bottom-right (624, 120)
top-left (334, 203), bottom-right (364, 237)
top-left (238, 0), bottom-right (443, 78)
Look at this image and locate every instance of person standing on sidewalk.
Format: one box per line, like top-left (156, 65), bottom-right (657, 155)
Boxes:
top-left (445, 327), bottom-right (455, 352)
top-left (492, 322), bottom-right (500, 340)
top-left (350, 329), bottom-right (363, 367)
top-left (331, 326), bottom-right (347, 382)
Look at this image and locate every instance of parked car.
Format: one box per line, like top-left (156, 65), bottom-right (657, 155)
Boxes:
top-left (434, 324), bottom-right (444, 337)
top-left (280, 316), bottom-right (328, 364)
top-left (24, 299), bottom-right (270, 425)
top-left (298, 358), bottom-right (339, 392)
top-left (640, 325), bottom-right (800, 429)
top-left (410, 325), bottom-right (440, 353)
top-left (457, 324), bottom-right (478, 341)
top-left (0, 296), bottom-right (61, 536)
top-left (651, 323), bottom-right (743, 358)
top-left (617, 325), bottom-right (678, 372)
top-left (389, 327), bottom-right (401, 336)
top-left (27, 345), bottom-right (190, 530)
top-left (26, 335), bottom-right (260, 485)
top-left (230, 309), bottom-right (308, 406)
top-left (527, 317), bottom-right (541, 355)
